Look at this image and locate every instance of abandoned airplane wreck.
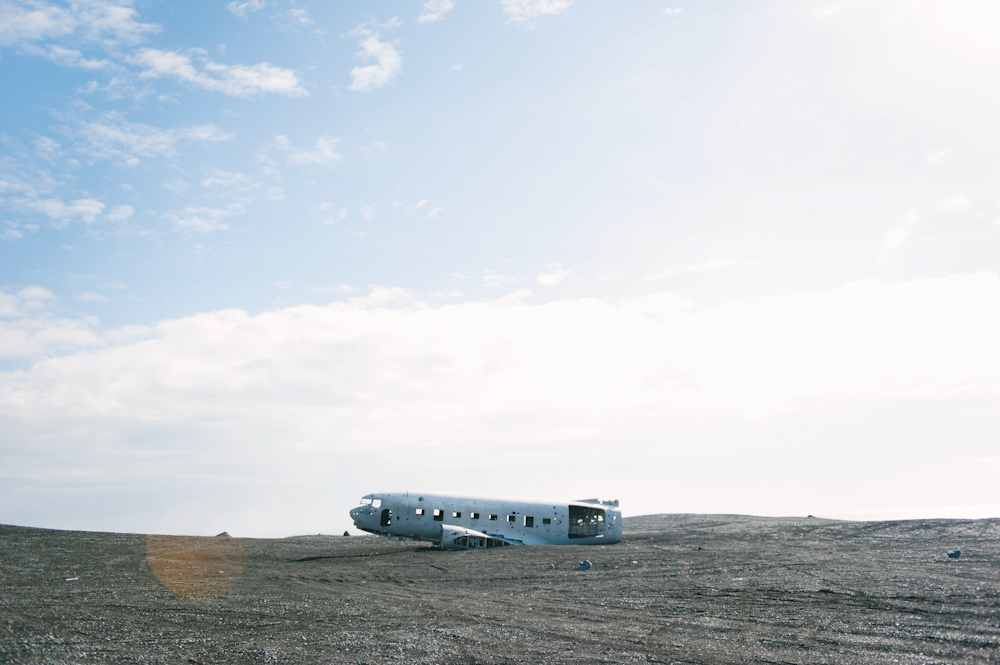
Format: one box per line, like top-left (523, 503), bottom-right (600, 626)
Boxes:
top-left (350, 492), bottom-right (622, 549)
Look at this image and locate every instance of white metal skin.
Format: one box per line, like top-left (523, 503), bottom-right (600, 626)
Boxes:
top-left (349, 492), bottom-right (622, 550)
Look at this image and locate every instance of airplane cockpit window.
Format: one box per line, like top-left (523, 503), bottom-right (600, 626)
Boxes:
top-left (360, 497), bottom-right (382, 508)
top-left (360, 497), bottom-right (372, 505)
top-left (372, 499), bottom-right (381, 508)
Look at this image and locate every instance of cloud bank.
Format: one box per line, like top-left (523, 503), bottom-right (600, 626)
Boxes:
top-left (2, 275), bottom-right (999, 535)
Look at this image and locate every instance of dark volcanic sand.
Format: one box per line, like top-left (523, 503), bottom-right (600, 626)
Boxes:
top-left (2, 515), bottom-right (998, 664)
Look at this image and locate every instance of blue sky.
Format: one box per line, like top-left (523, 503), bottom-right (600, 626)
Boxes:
top-left (2, 0), bottom-right (1000, 536)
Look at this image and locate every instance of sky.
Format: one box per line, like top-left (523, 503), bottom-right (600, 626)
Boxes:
top-left (1, 0), bottom-right (999, 537)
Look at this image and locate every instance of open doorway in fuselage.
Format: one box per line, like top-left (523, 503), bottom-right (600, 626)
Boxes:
top-left (380, 508), bottom-right (392, 527)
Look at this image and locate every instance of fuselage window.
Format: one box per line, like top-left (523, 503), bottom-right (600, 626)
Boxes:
top-left (524, 516), bottom-right (534, 527)
top-left (433, 509), bottom-right (444, 521)
top-left (568, 505), bottom-right (605, 538)
top-left (489, 514), bottom-right (498, 521)
top-left (507, 515), bottom-right (515, 523)
top-left (471, 512), bottom-right (480, 520)
top-left (415, 508), bottom-right (424, 516)
top-left (452, 511), bottom-right (461, 518)
top-left (542, 518), bottom-right (551, 525)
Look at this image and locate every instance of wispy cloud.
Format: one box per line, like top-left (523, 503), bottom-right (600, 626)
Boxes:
top-left (104, 204), bottom-right (133, 222)
top-left (938, 194), bottom-right (971, 211)
top-left (483, 270), bottom-right (512, 287)
top-left (536, 263), bottom-right (570, 285)
top-left (273, 135), bottom-right (341, 166)
top-left (418, 0), bottom-right (454, 23)
top-left (638, 260), bottom-right (755, 282)
top-left (225, 0), bottom-right (265, 20)
top-left (74, 111), bottom-right (233, 165)
top-left (875, 211), bottom-right (919, 267)
top-left (201, 167), bottom-right (284, 201)
top-left (501, 0), bottom-right (574, 21)
top-left (165, 203), bottom-right (244, 234)
top-left (21, 43), bottom-right (115, 69)
top-left (131, 48), bottom-right (308, 98)
top-left (924, 148), bottom-right (949, 164)
top-left (284, 8), bottom-right (311, 25)
top-left (25, 197), bottom-right (105, 226)
top-left (0, 0), bottom-right (159, 50)
top-left (0, 285), bottom-right (104, 359)
top-left (348, 27), bottom-right (402, 92)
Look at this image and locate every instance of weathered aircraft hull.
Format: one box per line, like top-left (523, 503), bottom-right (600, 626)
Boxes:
top-left (350, 492), bottom-right (622, 548)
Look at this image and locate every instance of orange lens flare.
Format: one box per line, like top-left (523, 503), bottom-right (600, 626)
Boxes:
top-left (146, 534), bottom-right (246, 600)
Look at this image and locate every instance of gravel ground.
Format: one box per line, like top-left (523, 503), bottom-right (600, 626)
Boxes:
top-left (2, 514), bottom-right (998, 664)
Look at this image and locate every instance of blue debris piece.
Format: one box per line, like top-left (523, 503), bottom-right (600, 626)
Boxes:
top-left (578, 560), bottom-right (592, 570)
top-left (947, 550), bottom-right (961, 559)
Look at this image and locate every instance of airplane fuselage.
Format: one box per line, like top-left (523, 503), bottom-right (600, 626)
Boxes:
top-left (350, 492), bottom-right (622, 549)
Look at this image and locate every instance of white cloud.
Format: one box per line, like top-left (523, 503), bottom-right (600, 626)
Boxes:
top-left (21, 43), bottom-right (115, 69)
top-left (323, 207), bottom-right (348, 225)
top-left (284, 8), bottom-right (311, 25)
top-left (201, 168), bottom-right (253, 191)
top-left (75, 111), bottom-right (233, 165)
top-left (483, 271), bottom-right (508, 286)
top-left (360, 204), bottom-right (376, 220)
top-left (165, 203), bottom-right (244, 234)
top-left (427, 207), bottom-right (443, 218)
top-left (0, 0), bottom-right (159, 49)
top-left (201, 167), bottom-right (284, 201)
top-left (104, 204), bottom-right (133, 222)
top-left (348, 31), bottom-right (402, 92)
top-left (938, 194), bottom-right (971, 211)
top-left (162, 178), bottom-right (189, 195)
top-left (131, 48), bottom-right (307, 98)
top-left (16, 285), bottom-right (56, 302)
top-left (34, 136), bottom-right (61, 160)
top-left (1, 227), bottom-right (24, 241)
top-left (312, 284), bottom-right (359, 295)
top-left (924, 148), bottom-right (948, 164)
top-left (663, 8), bottom-right (683, 16)
top-left (0, 286), bottom-right (103, 359)
top-left (501, 0), bottom-right (574, 21)
top-left (75, 291), bottom-right (108, 301)
top-left (359, 140), bottom-right (388, 159)
top-left (536, 264), bottom-right (570, 285)
top-left (415, 199), bottom-right (427, 208)
top-left (26, 197), bottom-right (105, 225)
top-left (875, 211), bottom-right (919, 266)
top-left (638, 259), bottom-right (755, 282)
top-left (275, 135), bottom-right (341, 166)
top-left (226, 0), bottom-right (265, 20)
top-left (3, 275), bottom-right (1000, 535)
top-left (418, 0), bottom-right (454, 23)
